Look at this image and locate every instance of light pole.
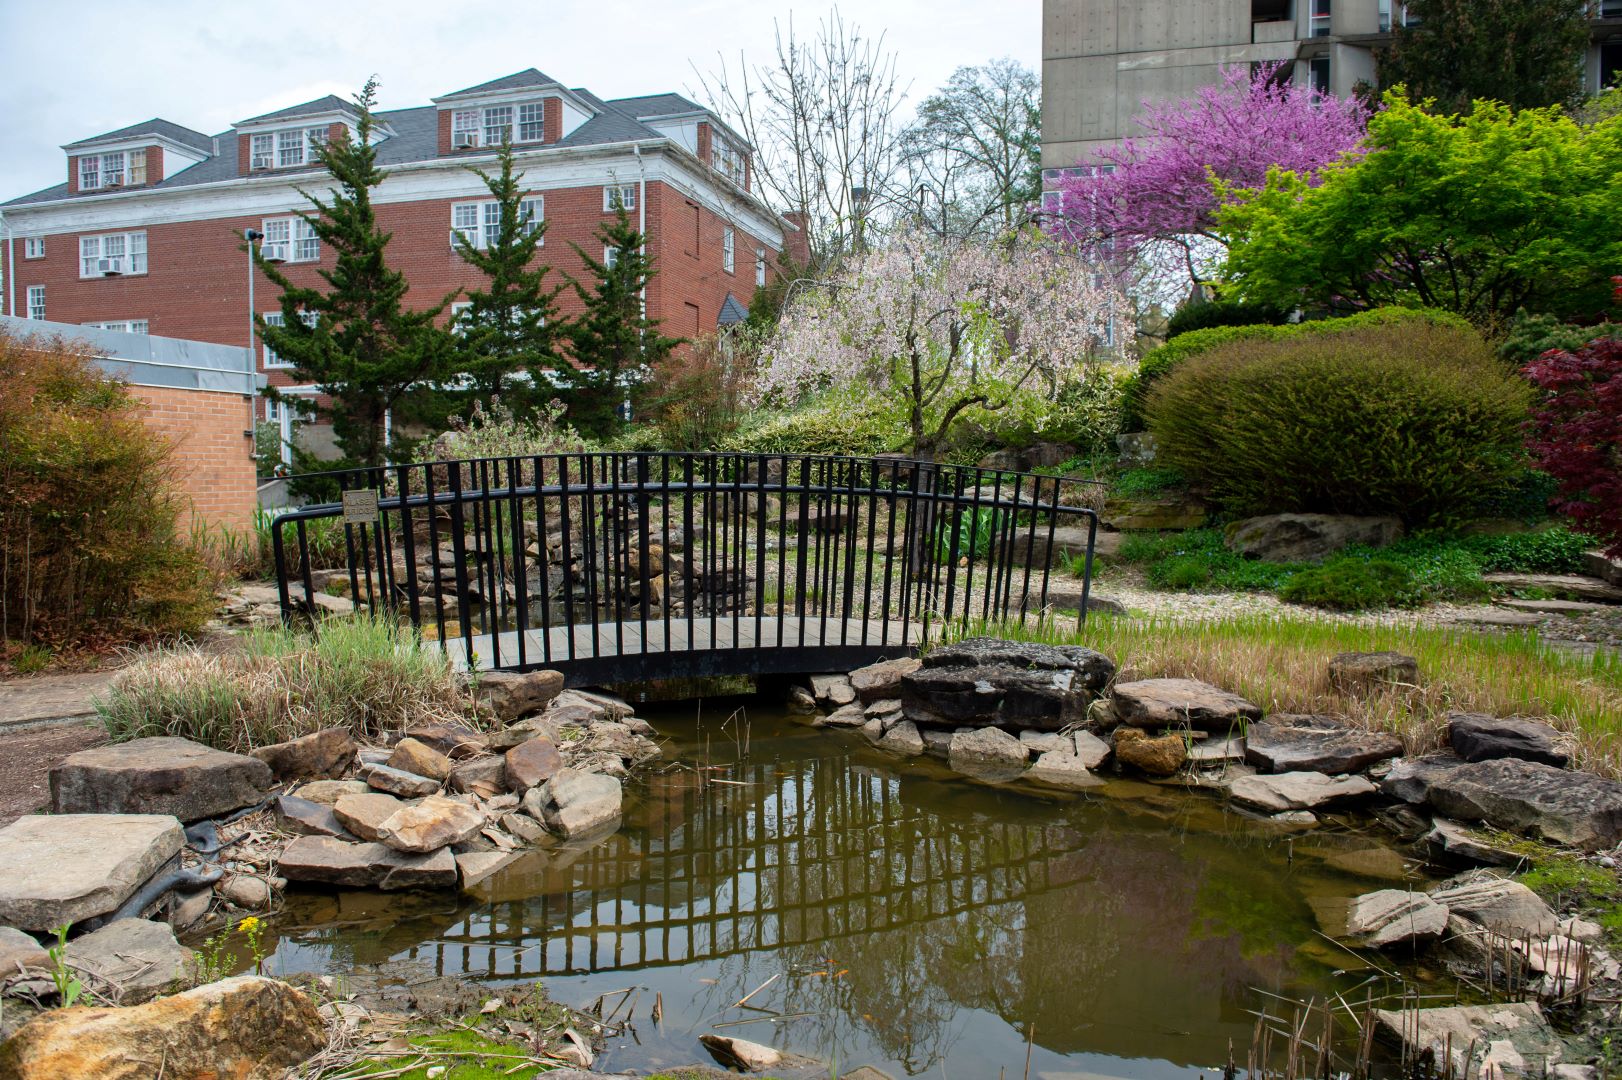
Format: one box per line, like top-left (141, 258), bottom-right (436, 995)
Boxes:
top-left (244, 228), bottom-right (263, 446)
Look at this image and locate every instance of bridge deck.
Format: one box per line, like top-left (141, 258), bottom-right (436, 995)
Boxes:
top-left (441, 616), bottom-right (923, 676)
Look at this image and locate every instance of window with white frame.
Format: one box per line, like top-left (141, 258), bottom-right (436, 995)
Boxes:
top-left (83, 319), bottom-right (149, 334)
top-left (128, 149), bottom-right (147, 185)
top-left (78, 156), bottom-right (98, 190)
top-left (79, 231), bottom-right (147, 277)
top-left (1310, 0), bottom-right (1331, 35)
top-left (604, 246), bottom-right (619, 270)
top-left (262, 217), bottom-right (319, 262)
top-left (604, 185), bottom-right (636, 212)
top-left (261, 310), bottom-right (317, 368)
top-left (250, 133), bottom-right (275, 169)
top-left (755, 247), bottom-right (766, 287)
top-left (451, 102), bottom-right (550, 148)
top-left (78, 150), bottom-right (141, 190)
top-left (26, 286), bottom-right (45, 320)
top-left (249, 127), bottom-right (326, 170)
top-left (722, 226), bottom-right (735, 274)
top-left (23, 237), bottom-right (44, 259)
top-left (450, 300), bottom-right (474, 336)
top-left (450, 198), bottom-right (543, 250)
top-left (712, 142), bottom-right (746, 186)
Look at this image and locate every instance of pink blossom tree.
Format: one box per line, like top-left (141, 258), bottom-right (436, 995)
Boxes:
top-left (1048, 64), bottom-right (1367, 285)
top-left (755, 228), bottom-right (1131, 458)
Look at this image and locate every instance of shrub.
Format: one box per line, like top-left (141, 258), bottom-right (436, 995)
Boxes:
top-left (1278, 556), bottom-right (1425, 611)
top-left (721, 394), bottom-right (913, 459)
top-left (1524, 337), bottom-right (1622, 558)
top-left (1124, 528), bottom-right (1307, 592)
top-left (1119, 306), bottom-right (1469, 431)
top-left (1498, 311), bottom-right (1621, 368)
top-left (641, 330), bottom-right (757, 450)
top-left (1165, 298), bottom-right (1287, 340)
top-left (1462, 526), bottom-right (1593, 574)
top-left (97, 617), bottom-right (472, 750)
top-left (0, 330), bottom-right (215, 644)
top-left (1146, 320), bottom-right (1532, 526)
top-left (979, 367), bottom-right (1129, 454)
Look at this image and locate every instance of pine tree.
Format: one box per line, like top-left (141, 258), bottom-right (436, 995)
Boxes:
top-left (557, 207), bottom-right (682, 439)
top-left (1378, 0), bottom-right (1591, 113)
top-left (451, 141), bottom-right (563, 415)
top-left (255, 77), bottom-right (460, 467)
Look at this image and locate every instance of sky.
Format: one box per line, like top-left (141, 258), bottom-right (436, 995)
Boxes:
top-left (0, 0), bottom-right (1043, 201)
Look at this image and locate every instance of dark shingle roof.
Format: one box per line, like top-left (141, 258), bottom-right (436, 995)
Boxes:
top-left (237, 94), bottom-right (359, 125)
top-left (64, 118), bottom-right (214, 154)
top-left (438, 69), bottom-right (563, 100)
top-left (718, 294), bottom-right (749, 326)
top-left (610, 93), bottom-right (705, 118)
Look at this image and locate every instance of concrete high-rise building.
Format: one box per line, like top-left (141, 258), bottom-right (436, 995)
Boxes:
top-left (1042, 0), bottom-right (1622, 171)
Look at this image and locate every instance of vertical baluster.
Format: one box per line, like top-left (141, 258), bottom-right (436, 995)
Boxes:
top-left (559, 455), bottom-right (578, 663)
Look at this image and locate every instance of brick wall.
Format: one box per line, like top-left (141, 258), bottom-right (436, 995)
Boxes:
top-left (128, 384), bottom-right (258, 532)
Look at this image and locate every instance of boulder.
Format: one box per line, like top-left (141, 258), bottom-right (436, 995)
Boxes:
top-left (399, 721), bottom-right (485, 759)
top-left (948, 727), bottom-right (1029, 773)
top-left (902, 637), bottom-right (1114, 731)
top-left (274, 794), bottom-right (350, 838)
top-left (1424, 818), bottom-right (1523, 868)
top-left (359, 763), bottom-right (441, 798)
top-left (1027, 580), bottom-right (1130, 618)
top-left (1109, 678), bottom-right (1260, 733)
top-left (1419, 757), bottom-right (1622, 850)
top-left (877, 719), bottom-right (926, 757)
top-left (1244, 715), bottom-right (1404, 774)
top-left (1481, 572), bottom-right (1622, 603)
top-left (824, 703), bottom-right (869, 728)
top-left (1018, 730), bottom-right (1070, 755)
top-left (1372, 1003), bottom-right (1566, 1078)
top-left (1328, 651), bottom-right (1419, 693)
top-left (1105, 492), bottom-right (1208, 531)
top-left (290, 779), bottom-right (370, 806)
top-left (387, 737), bottom-right (453, 782)
top-left (1071, 731), bottom-right (1112, 769)
top-left (477, 668), bottom-right (565, 722)
top-left (501, 811), bottom-right (548, 843)
top-left (278, 836), bottom-right (458, 890)
top-left (1343, 889), bottom-right (1449, 948)
top-left (332, 792), bottom-right (408, 842)
top-left (0, 814), bottom-right (184, 932)
top-left (524, 768), bottom-right (623, 839)
top-left (1112, 727), bottom-right (1186, 777)
top-left (449, 756), bottom-right (507, 798)
top-left (1225, 513), bottom-right (1403, 563)
top-left (0, 975), bottom-right (326, 1080)
top-left (375, 795), bottom-right (485, 854)
top-left (785, 685), bottom-right (818, 714)
top-left (1007, 524), bottom-right (1107, 570)
top-left (51, 737), bottom-right (272, 821)
top-left (1027, 750), bottom-right (1106, 790)
top-left (249, 727), bottom-right (356, 781)
top-left (1188, 735), bottom-right (1247, 764)
top-left (701, 1033), bottom-right (783, 1071)
top-left (1447, 713), bottom-right (1570, 769)
top-left (1227, 772), bottom-right (1376, 814)
top-left (63, 918), bottom-right (194, 1004)
top-left (0, 926), bottom-right (49, 973)
top-left (810, 673), bottom-right (857, 707)
top-left (848, 658), bottom-right (922, 702)
top-left (1380, 753), bottom-right (1467, 805)
top-left (1430, 874), bottom-right (1559, 938)
top-left (504, 737), bottom-right (564, 792)
top-left (218, 875), bottom-right (271, 910)
top-left (455, 851), bottom-right (520, 892)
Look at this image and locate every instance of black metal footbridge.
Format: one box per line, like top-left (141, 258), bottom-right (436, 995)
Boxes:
top-left (271, 452), bottom-right (1101, 685)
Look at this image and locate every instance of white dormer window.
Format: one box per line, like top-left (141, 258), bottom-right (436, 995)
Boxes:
top-left (712, 142), bottom-right (746, 186)
top-left (604, 185), bottom-right (636, 212)
top-left (78, 150), bottom-right (141, 191)
top-left (451, 102), bottom-right (548, 149)
top-left (252, 127), bottom-right (326, 170)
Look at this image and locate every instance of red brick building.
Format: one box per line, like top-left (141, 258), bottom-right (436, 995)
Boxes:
top-left (1, 69), bottom-right (797, 457)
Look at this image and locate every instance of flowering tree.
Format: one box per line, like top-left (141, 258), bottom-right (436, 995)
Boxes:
top-left (1048, 64), bottom-right (1366, 286)
top-left (754, 229), bottom-right (1131, 458)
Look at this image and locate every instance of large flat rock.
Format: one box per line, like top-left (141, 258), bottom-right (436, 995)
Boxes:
top-left (1227, 771), bottom-right (1376, 813)
top-left (1420, 757), bottom-right (1622, 850)
top-left (1372, 1003), bottom-right (1566, 1077)
top-left (0, 814), bottom-right (184, 932)
top-left (1447, 713), bottom-right (1569, 769)
top-left (522, 768), bottom-right (623, 840)
top-left (278, 836), bottom-right (457, 890)
top-left (1110, 678), bottom-right (1261, 733)
top-left (1244, 715), bottom-right (1403, 774)
top-left (1343, 889), bottom-right (1449, 948)
top-left (64, 918), bottom-right (194, 1004)
top-left (51, 736), bottom-right (272, 821)
top-left (901, 637), bottom-right (1114, 731)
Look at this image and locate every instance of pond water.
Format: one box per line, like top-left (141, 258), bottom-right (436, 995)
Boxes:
top-left (267, 704), bottom-right (1436, 1078)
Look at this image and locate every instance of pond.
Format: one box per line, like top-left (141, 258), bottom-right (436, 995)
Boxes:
top-left (266, 704), bottom-right (1436, 1078)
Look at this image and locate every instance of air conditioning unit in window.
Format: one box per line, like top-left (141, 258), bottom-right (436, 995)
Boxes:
top-left (98, 258), bottom-right (123, 277)
top-left (103, 178), bottom-right (123, 189)
top-left (452, 132), bottom-right (479, 149)
top-left (261, 243), bottom-right (289, 264)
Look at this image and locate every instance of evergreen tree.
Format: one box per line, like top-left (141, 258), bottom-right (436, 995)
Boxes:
top-left (557, 207), bottom-right (682, 439)
top-left (256, 77), bottom-right (460, 467)
top-left (1378, 0), bottom-right (1591, 113)
top-left (451, 140), bottom-right (563, 414)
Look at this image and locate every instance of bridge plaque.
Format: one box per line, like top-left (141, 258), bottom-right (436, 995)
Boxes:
top-left (341, 489), bottom-right (380, 526)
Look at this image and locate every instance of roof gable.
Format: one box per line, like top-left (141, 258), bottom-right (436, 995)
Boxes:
top-left (64, 118), bottom-right (214, 155)
top-left (236, 94), bottom-right (359, 126)
top-left (437, 68), bottom-right (561, 101)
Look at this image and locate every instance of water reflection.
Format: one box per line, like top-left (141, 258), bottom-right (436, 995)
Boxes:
top-left (272, 713), bottom-right (1421, 1077)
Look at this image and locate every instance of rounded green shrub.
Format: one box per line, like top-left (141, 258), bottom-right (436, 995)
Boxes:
top-left (1166, 298), bottom-right (1287, 340)
top-left (1279, 557), bottom-right (1424, 611)
top-left (1145, 319), bottom-right (1532, 526)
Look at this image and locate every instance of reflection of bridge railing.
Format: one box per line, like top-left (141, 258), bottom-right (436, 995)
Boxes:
top-left (418, 755), bottom-right (1092, 979)
top-left (270, 452), bottom-right (1101, 683)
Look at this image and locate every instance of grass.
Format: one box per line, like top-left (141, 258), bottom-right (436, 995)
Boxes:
top-left (1517, 851), bottom-right (1622, 944)
top-left (96, 616), bottom-right (474, 752)
top-left (934, 613), bottom-right (1622, 775)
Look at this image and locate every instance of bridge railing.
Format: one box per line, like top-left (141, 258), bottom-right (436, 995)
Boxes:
top-left (271, 452), bottom-right (1102, 680)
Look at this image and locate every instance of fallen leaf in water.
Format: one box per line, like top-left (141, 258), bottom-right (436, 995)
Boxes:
top-left (834, 969), bottom-right (848, 978)
top-left (699, 977), bottom-right (718, 985)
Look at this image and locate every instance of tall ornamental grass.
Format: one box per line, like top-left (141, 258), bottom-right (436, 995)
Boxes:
top-left (97, 617), bottom-right (474, 751)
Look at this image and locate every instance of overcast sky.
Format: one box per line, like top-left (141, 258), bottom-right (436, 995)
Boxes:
top-left (0, 0), bottom-right (1042, 201)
